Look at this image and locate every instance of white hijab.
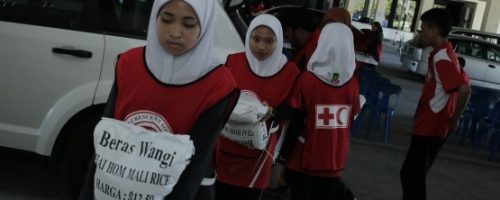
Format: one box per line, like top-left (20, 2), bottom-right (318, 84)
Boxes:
top-left (307, 23), bottom-right (356, 86)
top-left (145, 0), bottom-right (219, 85)
top-left (245, 14), bottom-right (288, 77)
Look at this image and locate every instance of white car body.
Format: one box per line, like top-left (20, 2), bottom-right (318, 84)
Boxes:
top-left (0, 0), bottom-right (244, 156)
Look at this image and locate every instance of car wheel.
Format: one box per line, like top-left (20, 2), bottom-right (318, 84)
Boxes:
top-left (61, 115), bottom-right (100, 199)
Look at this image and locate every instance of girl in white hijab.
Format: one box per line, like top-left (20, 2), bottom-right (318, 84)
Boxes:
top-left (215, 14), bottom-right (299, 199)
top-left (275, 23), bottom-right (360, 200)
top-left (145, 0), bottom-right (220, 84)
top-left (79, 1), bottom-right (239, 200)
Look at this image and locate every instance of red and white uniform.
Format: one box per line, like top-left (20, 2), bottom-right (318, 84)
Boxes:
top-left (286, 71), bottom-right (360, 177)
top-left (216, 52), bottom-right (300, 188)
top-left (413, 42), bottom-right (467, 138)
top-left (114, 47), bottom-right (236, 135)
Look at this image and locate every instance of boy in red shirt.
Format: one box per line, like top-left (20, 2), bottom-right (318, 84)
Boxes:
top-left (400, 8), bottom-right (471, 200)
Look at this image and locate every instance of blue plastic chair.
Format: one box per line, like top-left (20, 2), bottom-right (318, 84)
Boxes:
top-left (366, 83), bottom-right (402, 143)
top-left (360, 65), bottom-right (378, 75)
top-left (460, 88), bottom-right (499, 145)
top-left (359, 77), bottom-right (369, 96)
top-left (351, 77), bottom-right (391, 136)
top-left (471, 101), bottom-right (500, 158)
top-left (489, 108), bottom-right (500, 159)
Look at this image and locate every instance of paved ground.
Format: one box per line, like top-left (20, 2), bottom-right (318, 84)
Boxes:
top-left (1, 41), bottom-right (499, 200)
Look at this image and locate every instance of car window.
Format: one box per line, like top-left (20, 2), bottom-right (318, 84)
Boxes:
top-left (452, 39), bottom-right (484, 59)
top-left (0, 0), bottom-right (85, 30)
top-left (101, 0), bottom-right (152, 38)
top-left (485, 45), bottom-right (500, 64)
top-left (451, 31), bottom-right (499, 45)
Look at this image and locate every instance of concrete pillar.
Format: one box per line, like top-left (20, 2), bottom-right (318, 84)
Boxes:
top-left (345, 0), bottom-right (357, 17)
top-left (471, 1), bottom-right (485, 31)
top-left (482, 0), bottom-right (500, 33)
top-left (326, 0), bottom-right (334, 8)
top-left (374, 0), bottom-right (388, 23)
top-left (362, 0), bottom-right (371, 17)
top-left (415, 0), bottom-right (434, 31)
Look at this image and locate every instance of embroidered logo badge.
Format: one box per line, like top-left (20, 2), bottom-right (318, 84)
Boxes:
top-left (124, 110), bottom-right (172, 132)
top-left (331, 73), bottom-right (340, 84)
top-left (315, 105), bottom-right (351, 129)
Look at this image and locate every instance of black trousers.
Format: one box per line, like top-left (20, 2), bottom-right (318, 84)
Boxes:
top-left (400, 135), bottom-right (447, 200)
top-left (194, 185), bottom-right (215, 200)
top-left (214, 181), bottom-right (263, 200)
top-left (285, 169), bottom-right (356, 200)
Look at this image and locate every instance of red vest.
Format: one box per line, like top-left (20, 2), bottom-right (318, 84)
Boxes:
top-left (114, 47), bottom-right (237, 135)
top-left (287, 72), bottom-right (360, 177)
top-left (217, 52), bottom-right (300, 188)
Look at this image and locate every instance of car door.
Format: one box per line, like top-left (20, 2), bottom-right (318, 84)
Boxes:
top-left (0, 0), bottom-right (104, 151)
top-left (452, 39), bottom-right (487, 83)
top-left (483, 44), bottom-right (500, 86)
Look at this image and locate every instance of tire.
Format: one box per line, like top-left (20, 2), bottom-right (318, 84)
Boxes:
top-left (61, 115), bottom-right (100, 199)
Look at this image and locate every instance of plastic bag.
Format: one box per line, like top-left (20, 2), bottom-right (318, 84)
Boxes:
top-left (228, 90), bottom-right (269, 123)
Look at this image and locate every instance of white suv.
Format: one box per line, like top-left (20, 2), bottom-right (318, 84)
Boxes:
top-left (0, 0), bottom-right (243, 195)
top-left (401, 29), bottom-right (500, 90)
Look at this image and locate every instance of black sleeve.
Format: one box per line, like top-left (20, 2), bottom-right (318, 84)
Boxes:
top-left (102, 80), bottom-right (117, 118)
top-left (278, 109), bottom-right (306, 161)
top-left (165, 90), bottom-right (239, 200)
top-left (78, 80), bottom-right (117, 200)
top-left (272, 105), bottom-right (295, 124)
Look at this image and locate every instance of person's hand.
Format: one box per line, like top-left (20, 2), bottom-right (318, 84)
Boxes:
top-left (260, 102), bottom-right (273, 122)
top-left (449, 117), bottom-right (460, 133)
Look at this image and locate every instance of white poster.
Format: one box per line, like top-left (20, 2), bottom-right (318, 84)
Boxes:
top-left (93, 118), bottom-right (194, 200)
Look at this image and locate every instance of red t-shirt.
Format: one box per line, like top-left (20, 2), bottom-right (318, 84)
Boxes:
top-left (413, 42), bottom-right (467, 138)
top-left (216, 53), bottom-right (300, 188)
top-left (286, 72), bottom-right (360, 177)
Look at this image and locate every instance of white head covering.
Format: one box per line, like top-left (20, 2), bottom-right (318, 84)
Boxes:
top-left (145, 0), bottom-right (219, 85)
top-left (245, 14), bottom-right (288, 77)
top-left (307, 23), bottom-right (356, 86)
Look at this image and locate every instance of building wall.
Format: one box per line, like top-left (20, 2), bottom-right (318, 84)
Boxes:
top-left (374, 0), bottom-right (387, 23)
top-left (482, 0), bottom-right (500, 33)
top-left (343, 0), bottom-right (498, 35)
top-left (472, 1), bottom-right (486, 31)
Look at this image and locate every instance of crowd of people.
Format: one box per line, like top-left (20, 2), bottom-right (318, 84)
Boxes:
top-left (78, 0), bottom-right (470, 200)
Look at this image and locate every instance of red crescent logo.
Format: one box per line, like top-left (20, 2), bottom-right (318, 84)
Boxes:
top-left (336, 107), bottom-right (348, 125)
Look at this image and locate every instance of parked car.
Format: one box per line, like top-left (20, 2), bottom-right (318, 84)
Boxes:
top-left (0, 0), bottom-right (243, 196)
top-left (400, 28), bottom-right (500, 90)
top-left (401, 27), bottom-right (500, 68)
top-left (450, 26), bottom-right (500, 45)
